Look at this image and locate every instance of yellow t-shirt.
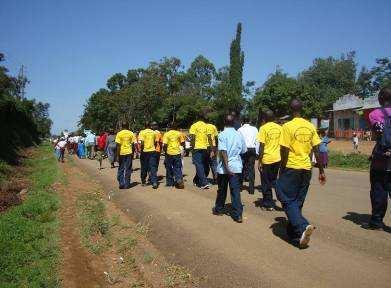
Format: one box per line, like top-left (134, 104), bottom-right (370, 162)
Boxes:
top-left (206, 123), bottom-right (218, 146)
top-left (163, 130), bottom-right (185, 155)
top-left (189, 121), bottom-right (208, 149)
top-left (257, 122), bottom-right (282, 164)
top-left (280, 118), bottom-right (321, 170)
top-left (115, 129), bottom-right (134, 155)
top-left (139, 128), bottom-right (156, 152)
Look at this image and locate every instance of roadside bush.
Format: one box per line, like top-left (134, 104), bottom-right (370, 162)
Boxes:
top-left (328, 151), bottom-right (370, 170)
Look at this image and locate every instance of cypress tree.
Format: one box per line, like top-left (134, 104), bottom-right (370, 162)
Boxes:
top-left (228, 22), bottom-right (245, 113)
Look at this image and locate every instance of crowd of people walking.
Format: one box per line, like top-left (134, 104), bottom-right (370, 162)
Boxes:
top-left (53, 88), bottom-right (391, 249)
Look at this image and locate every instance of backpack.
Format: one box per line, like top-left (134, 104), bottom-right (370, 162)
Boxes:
top-left (379, 108), bottom-right (391, 150)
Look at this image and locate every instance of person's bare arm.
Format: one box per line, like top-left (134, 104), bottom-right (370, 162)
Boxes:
top-left (116, 143), bottom-right (121, 159)
top-left (257, 142), bottom-right (265, 173)
top-left (190, 135), bottom-right (195, 150)
top-left (313, 145), bottom-right (326, 185)
top-left (220, 150), bottom-right (233, 175)
top-left (279, 146), bottom-right (289, 171)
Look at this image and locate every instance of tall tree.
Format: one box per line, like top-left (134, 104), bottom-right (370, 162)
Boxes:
top-left (357, 57), bottom-right (391, 97)
top-left (228, 22), bottom-right (245, 113)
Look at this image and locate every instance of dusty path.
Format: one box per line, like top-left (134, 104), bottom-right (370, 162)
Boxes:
top-left (77, 156), bottom-right (391, 288)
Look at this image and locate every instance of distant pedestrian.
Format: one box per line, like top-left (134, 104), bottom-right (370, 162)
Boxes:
top-left (139, 122), bottom-right (158, 189)
top-left (115, 121), bottom-right (135, 189)
top-left (352, 133), bottom-right (359, 151)
top-left (189, 111), bottom-right (211, 189)
top-left (85, 131), bottom-right (96, 159)
top-left (257, 110), bottom-right (282, 210)
top-left (55, 138), bottom-right (67, 163)
top-left (105, 130), bottom-right (117, 168)
top-left (212, 115), bottom-right (247, 223)
top-left (163, 122), bottom-right (185, 189)
top-left (367, 86), bottom-right (391, 230)
top-left (77, 138), bottom-right (86, 159)
top-left (238, 116), bottom-right (259, 194)
top-left (319, 130), bottom-right (331, 168)
top-left (277, 99), bottom-right (326, 248)
top-left (96, 131), bottom-right (107, 170)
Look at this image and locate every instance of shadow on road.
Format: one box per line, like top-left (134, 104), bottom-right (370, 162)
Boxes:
top-left (342, 212), bottom-right (391, 233)
top-left (253, 199), bottom-right (284, 211)
top-left (269, 217), bottom-right (297, 247)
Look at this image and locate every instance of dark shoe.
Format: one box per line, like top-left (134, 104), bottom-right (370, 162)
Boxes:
top-left (233, 216), bottom-right (243, 223)
top-left (363, 222), bottom-right (383, 230)
top-left (119, 185), bottom-right (125, 189)
top-left (175, 182), bottom-right (184, 189)
top-left (212, 207), bottom-right (224, 216)
top-left (152, 183), bottom-right (158, 189)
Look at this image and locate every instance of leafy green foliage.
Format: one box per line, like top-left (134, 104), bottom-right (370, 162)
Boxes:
top-left (328, 151), bottom-right (369, 170)
top-left (0, 53), bottom-right (52, 163)
top-left (0, 144), bottom-right (59, 287)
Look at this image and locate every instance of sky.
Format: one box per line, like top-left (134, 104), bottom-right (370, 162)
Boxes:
top-left (1, 0), bottom-right (390, 134)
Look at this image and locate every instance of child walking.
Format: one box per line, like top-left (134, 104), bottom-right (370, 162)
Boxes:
top-left (319, 130), bottom-right (331, 168)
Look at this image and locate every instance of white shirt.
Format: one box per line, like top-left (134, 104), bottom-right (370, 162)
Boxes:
top-left (56, 140), bottom-right (67, 149)
top-left (238, 123), bottom-right (259, 149)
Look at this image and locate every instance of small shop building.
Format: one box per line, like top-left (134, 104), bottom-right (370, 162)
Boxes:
top-left (332, 94), bottom-right (380, 139)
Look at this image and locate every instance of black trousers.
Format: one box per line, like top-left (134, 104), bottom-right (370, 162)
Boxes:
top-left (260, 161), bottom-right (280, 208)
top-left (242, 148), bottom-right (257, 193)
top-left (369, 168), bottom-right (391, 227)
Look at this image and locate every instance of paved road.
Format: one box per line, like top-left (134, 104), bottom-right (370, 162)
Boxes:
top-left (77, 156), bottom-right (391, 288)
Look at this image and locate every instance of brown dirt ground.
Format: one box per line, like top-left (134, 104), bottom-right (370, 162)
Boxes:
top-left (329, 139), bottom-right (375, 155)
top-left (58, 157), bottom-right (198, 287)
top-left (0, 148), bottom-right (35, 213)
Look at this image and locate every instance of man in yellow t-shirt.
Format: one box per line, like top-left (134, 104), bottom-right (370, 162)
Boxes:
top-left (276, 99), bottom-right (326, 248)
top-left (139, 122), bottom-right (158, 189)
top-left (163, 122), bottom-right (185, 189)
top-left (115, 121), bottom-right (135, 189)
top-left (206, 121), bottom-right (218, 184)
top-left (257, 110), bottom-right (282, 210)
top-left (189, 113), bottom-right (212, 189)
top-left (151, 121), bottom-right (163, 181)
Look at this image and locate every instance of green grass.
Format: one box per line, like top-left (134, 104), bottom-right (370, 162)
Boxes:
top-left (0, 160), bottom-right (11, 185)
top-left (77, 191), bottom-right (112, 254)
top-left (0, 143), bottom-right (60, 288)
top-left (328, 150), bottom-right (370, 171)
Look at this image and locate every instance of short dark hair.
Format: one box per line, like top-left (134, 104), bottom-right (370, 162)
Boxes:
top-left (378, 86), bottom-right (391, 106)
top-left (121, 121), bottom-right (129, 129)
top-left (224, 114), bottom-right (235, 127)
top-left (263, 109), bottom-right (275, 122)
top-left (290, 99), bottom-right (303, 113)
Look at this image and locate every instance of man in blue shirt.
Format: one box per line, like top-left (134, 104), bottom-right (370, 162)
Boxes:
top-left (212, 115), bottom-right (247, 223)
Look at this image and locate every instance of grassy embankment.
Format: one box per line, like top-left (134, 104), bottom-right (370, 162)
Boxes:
top-left (328, 150), bottom-right (370, 171)
top-left (0, 144), bottom-right (60, 287)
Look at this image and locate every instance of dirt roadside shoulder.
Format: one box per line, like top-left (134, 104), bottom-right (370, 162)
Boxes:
top-left (58, 156), bottom-right (200, 288)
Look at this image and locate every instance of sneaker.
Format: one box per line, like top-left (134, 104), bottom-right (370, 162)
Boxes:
top-left (363, 222), bottom-right (383, 230)
top-left (299, 224), bottom-right (316, 248)
top-left (152, 183), bottom-right (158, 189)
top-left (212, 207), bottom-right (224, 216)
top-left (233, 216), bottom-right (243, 223)
top-left (200, 184), bottom-right (210, 190)
top-left (175, 182), bottom-right (184, 189)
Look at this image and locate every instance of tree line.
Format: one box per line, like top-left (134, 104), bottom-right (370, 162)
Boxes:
top-left (80, 23), bottom-right (391, 132)
top-left (0, 53), bottom-right (52, 163)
